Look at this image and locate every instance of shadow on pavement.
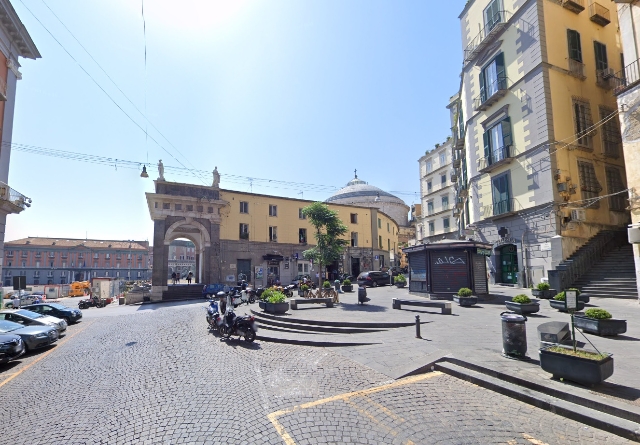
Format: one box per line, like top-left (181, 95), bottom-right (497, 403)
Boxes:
top-left (135, 299), bottom-right (204, 311)
top-left (590, 381), bottom-right (640, 403)
top-left (607, 334), bottom-right (640, 342)
top-left (337, 303), bottom-right (388, 312)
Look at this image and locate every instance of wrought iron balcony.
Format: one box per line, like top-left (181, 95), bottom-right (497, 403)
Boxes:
top-left (451, 168), bottom-right (460, 182)
top-left (589, 2), bottom-right (610, 27)
top-left (612, 58), bottom-right (640, 96)
top-left (481, 198), bottom-right (523, 220)
top-left (0, 181), bottom-right (31, 214)
top-left (562, 0), bottom-right (585, 14)
top-left (464, 11), bottom-right (512, 63)
top-left (451, 124), bottom-right (465, 150)
top-left (478, 145), bottom-right (516, 173)
top-left (452, 151), bottom-right (462, 168)
top-left (473, 76), bottom-right (508, 111)
top-left (595, 68), bottom-right (615, 90)
top-left (568, 59), bottom-right (586, 80)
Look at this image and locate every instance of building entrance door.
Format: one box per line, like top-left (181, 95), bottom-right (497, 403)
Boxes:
top-left (237, 259), bottom-right (251, 283)
top-left (351, 257), bottom-right (360, 278)
top-left (499, 244), bottom-right (518, 284)
top-left (267, 265), bottom-right (280, 286)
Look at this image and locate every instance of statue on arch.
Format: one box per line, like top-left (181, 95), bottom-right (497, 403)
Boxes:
top-left (158, 159), bottom-right (165, 181)
top-left (212, 166), bottom-right (220, 188)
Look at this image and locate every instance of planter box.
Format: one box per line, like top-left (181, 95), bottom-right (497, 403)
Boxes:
top-left (505, 300), bottom-right (540, 315)
top-left (258, 300), bottom-right (290, 314)
top-left (578, 293), bottom-right (590, 304)
top-left (531, 289), bottom-right (545, 298)
top-left (395, 282), bottom-right (406, 288)
top-left (453, 295), bottom-right (477, 307)
top-left (342, 285), bottom-right (353, 292)
top-left (549, 299), bottom-right (585, 312)
top-left (544, 289), bottom-right (557, 299)
top-left (574, 315), bottom-right (627, 336)
top-left (539, 345), bottom-right (614, 386)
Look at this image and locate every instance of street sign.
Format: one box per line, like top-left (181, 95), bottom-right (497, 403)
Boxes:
top-left (565, 289), bottom-right (578, 312)
top-left (375, 255), bottom-right (379, 260)
top-left (477, 248), bottom-right (492, 256)
top-left (12, 276), bottom-right (26, 290)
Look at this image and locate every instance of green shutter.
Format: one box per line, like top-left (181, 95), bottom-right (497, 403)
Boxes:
top-left (501, 117), bottom-right (512, 155)
top-left (483, 131), bottom-right (491, 161)
top-left (495, 53), bottom-right (506, 89)
top-left (479, 69), bottom-right (486, 103)
top-left (568, 30), bottom-right (582, 62)
top-left (594, 41), bottom-right (608, 71)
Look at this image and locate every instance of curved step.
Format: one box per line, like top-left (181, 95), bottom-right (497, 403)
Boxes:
top-left (256, 333), bottom-right (379, 347)
top-left (250, 309), bottom-right (416, 329)
top-left (253, 315), bottom-right (386, 334)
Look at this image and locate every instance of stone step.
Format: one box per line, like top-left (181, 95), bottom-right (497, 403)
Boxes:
top-left (254, 327), bottom-right (381, 347)
top-left (250, 309), bottom-right (417, 329)
top-left (251, 313), bottom-right (387, 334)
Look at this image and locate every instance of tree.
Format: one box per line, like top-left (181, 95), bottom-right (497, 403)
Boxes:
top-left (301, 202), bottom-right (348, 283)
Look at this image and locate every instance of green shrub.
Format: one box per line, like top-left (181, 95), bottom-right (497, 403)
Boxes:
top-left (584, 308), bottom-right (612, 320)
top-left (536, 282), bottom-right (550, 291)
top-left (457, 287), bottom-right (473, 297)
top-left (322, 280), bottom-right (331, 288)
top-left (300, 284), bottom-right (310, 291)
top-left (394, 274), bottom-right (406, 284)
top-left (512, 294), bottom-right (531, 304)
top-left (342, 279), bottom-right (351, 286)
top-left (554, 292), bottom-right (565, 301)
top-left (260, 288), bottom-right (277, 301)
top-left (266, 291), bottom-right (286, 304)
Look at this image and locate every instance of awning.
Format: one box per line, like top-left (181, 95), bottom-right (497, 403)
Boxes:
top-left (263, 254), bottom-right (284, 261)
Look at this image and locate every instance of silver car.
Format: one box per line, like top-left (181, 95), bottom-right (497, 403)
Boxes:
top-left (0, 320), bottom-right (58, 352)
top-left (0, 309), bottom-right (67, 335)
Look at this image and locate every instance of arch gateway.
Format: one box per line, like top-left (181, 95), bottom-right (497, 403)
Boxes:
top-left (146, 180), bottom-right (227, 300)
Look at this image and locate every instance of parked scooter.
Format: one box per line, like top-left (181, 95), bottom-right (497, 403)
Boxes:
top-left (219, 308), bottom-right (257, 343)
top-left (78, 295), bottom-right (105, 309)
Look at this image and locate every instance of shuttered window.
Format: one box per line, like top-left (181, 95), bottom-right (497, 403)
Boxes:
top-left (600, 107), bottom-right (621, 158)
top-left (594, 41), bottom-right (608, 71)
top-left (567, 29), bottom-right (582, 62)
top-left (573, 99), bottom-right (593, 149)
top-left (605, 167), bottom-right (626, 212)
top-left (577, 161), bottom-right (602, 208)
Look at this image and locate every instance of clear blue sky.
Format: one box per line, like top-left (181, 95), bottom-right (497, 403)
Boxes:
top-left (7, 0), bottom-right (464, 243)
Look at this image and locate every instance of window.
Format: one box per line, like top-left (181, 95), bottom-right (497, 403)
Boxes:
top-left (93, 262), bottom-right (98, 268)
top-left (387, 239), bottom-right (391, 250)
top-left (594, 41), bottom-right (608, 71)
top-left (428, 221), bottom-right (435, 235)
top-left (239, 223), bottom-right (249, 239)
top-left (127, 253), bottom-right (132, 260)
top-left (378, 218), bottom-right (381, 229)
top-left (117, 262), bottom-right (121, 269)
top-left (137, 254), bottom-right (142, 260)
top-left (427, 181), bottom-right (432, 193)
top-left (207, 207), bottom-right (214, 214)
top-left (62, 262), bottom-right (67, 268)
top-left (351, 232), bottom-right (358, 247)
top-left (572, 98), bottom-right (594, 149)
top-left (175, 204), bottom-right (182, 211)
top-left (137, 271), bottom-right (142, 278)
top-left (426, 161), bottom-right (432, 173)
top-left (439, 153), bottom-right (446, 165)
top-left (299, 208), bottom-right (306, 219)
top-left (163, 203), bottom-right (170, 210)
top-left (350, 213), bottom-right (358, 224)
top-left (116, 272), bottom-right (120, 277)
top-left (387, 222), bottom-right (390, 232)
top-left (600, 107), bottom-right (621, 157)
top-left (269, 205), bottom-right (277, 217)
top-left (567, 29), bottom-right (582, 63)
top-left (427, 201), bottom-right (434, 216)
top-left (491, 174), bottom-right (511, 215)
top-left (441, 174), bottom-right (446, 186)
top-left (240, 201), bottom-right (249, 213)
top-left (186, 205), bottom-right (193, 212)
top-left (93, 253), bottom-right (99, 259)
top-left (269, 226), bottom-right (278, 242)
top-left (483, 117), bottom-right (512, 164)
top-left (116, 254), bottom-right (122, 260)
top-left (21, 251), bottom-right (27, 257)
top-left (6, 251), bottom-right (12, 257)
top-left (577, 161), bottom-right (602, 208)
top-left (379, 235), bottom-right (383, 248)
top-left (442, 196), bottom-right (449, 210)
top-left (33, 270), bottom-right (40, 277)
top-left (197, 205), bottom-right (203, 213)
top-left (78, 253), bottom-right (83, 259)
top-left (104, 272), bottom-right (108, 278)
top-left (480, 53), bottom-right (506, 103)
top-left (605, 167), bottom-right (626, 212)
top-left (21, 261), bottom-right (25, 268)
top-left (50, 262), bottom-right (54, 268)
top-left (35, 251), bottom-right (41, 258)
top-left (48, 252), bottom-right (54, 258)
top-left (299, 228), bottom-right (307, 244)
top-left (105, 254), bottom-right (110, 259)
top-left (484, 0), bottom-right (502, 31)
top-left (443, 218), bottom-right (451, 232)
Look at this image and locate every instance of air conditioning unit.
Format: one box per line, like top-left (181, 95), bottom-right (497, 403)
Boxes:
top-left (571, 209), bottom-right (586, 222)
top-left (557, 182), bottom-right (568, 192)
top-left (629, 224), bottom-right (640, 244)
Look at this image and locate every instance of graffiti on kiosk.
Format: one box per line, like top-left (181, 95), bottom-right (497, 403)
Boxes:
top-left (435, 256), bottom-right (465, 265)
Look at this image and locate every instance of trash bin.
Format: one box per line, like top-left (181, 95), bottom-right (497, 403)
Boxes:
top-left (358, 286), bottom-right (369, 305)
top-left (119, 297), bottom-right (125, 305)
top-left (500, 311), bottom-right (527, 358)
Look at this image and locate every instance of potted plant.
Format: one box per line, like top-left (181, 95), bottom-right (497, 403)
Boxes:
top-left (453, 287), bottom-right (477, 307)
top-left (258, 290), bottom-right (289, 314)
top-left (574, 308), bottom-right (627, 336)
top-left (549, 290), bottom-right (585, 312)
top-left (531, 282), bottom-right (555, 299)
top-left (394, 274), bottom-right (407, 288)
top-left (505, 294), bottom-right (540, 315)
top-left (341, 279), bottom-right (353, 292)
top-left (539, 345), bottom-right (613, 386)
top-left (322, 280), bottom-right (331, 289)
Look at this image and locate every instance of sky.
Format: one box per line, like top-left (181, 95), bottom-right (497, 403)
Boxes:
top-left (6, 0), bottom-right (464, 243)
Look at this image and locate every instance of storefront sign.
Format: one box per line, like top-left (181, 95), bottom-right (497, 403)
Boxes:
top-left (225, 274), bottom-right (235, 282)
top-left (255, 267), bottom-right (263, 279)
top-left (477, 248), bottom-right (492, 256)
top-left (493, 237), bottom-right (517, 248)
top-left (540, 242), bottom-right (551, 251)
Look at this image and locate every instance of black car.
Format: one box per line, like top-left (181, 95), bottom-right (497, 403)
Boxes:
top-left (356, 271), bottom-right (391, 287)
top-left (0, 333), bottom-right (24, 364)
top-left (21, 303), bottom-right (83, 325)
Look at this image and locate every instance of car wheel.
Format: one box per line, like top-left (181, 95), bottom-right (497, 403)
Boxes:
top-left (372, 281), bottom-right (378, 288)
top-left (244, 327), bottom-right (256, 343)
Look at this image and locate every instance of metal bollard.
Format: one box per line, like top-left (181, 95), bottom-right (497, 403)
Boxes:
top-left (415, 315), bottom-right (421, 338)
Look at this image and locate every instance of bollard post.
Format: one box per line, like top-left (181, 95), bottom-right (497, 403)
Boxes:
top-left (415, 315), bottom-right (421, 338)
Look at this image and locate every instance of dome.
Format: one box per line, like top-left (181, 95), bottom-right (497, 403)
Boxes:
top-left (326, 173), bottom-right (410, 226)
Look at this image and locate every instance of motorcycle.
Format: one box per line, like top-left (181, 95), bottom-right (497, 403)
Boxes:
top-left (78, 295), bottom-right (105, 309)
top-left (219, 308), bottom-right (257, 343)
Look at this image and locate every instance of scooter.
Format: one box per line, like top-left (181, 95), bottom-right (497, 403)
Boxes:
top-left (78, 295), bottom-right (105, 309)
top-left (219, 308), bottom-right (257, 343)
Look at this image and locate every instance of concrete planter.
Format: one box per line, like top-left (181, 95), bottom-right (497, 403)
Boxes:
top-left (258, 300), bottom-right (289, 314)
top-left (549, 299), bottom-right (585, 312)
top-left (539, 345), bottom-right (614, 386)
top-left (395, 282), bottom-right (406, 288)
top-left (574, 315), bottom-right (627, 336)
top-left (453, 295), bottom-right (477, 307)
top-left (504, 300), bottom-right (540, 315)
top-left (578, 293), bottom-right (590, 304)
top-left (342, 284), bottom-right (353, 292)
top-left (531, 289), bottom-right (545, 298)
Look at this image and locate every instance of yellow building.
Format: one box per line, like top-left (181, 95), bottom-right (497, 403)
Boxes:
top-left (454, 0), bottom-right (629, 287)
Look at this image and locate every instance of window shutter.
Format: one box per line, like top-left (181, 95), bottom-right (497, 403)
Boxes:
top-left (594, 42), bottom-right (608, 71)
top-left (501, 117), bottom-right (512, 154)
top-left (483, 131), bottom-right (491, 160)
top-left (479, 69), bottom-right (486, 103)
top-left (568, 30), bottom-right (582, 62)
top-left (495, 53), bottom-right (506, 89)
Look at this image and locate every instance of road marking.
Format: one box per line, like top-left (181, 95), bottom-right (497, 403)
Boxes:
top-left (360, 394), bottom-right (406, 423)
top-left (0, 321), bottom-right (92, 389)
top-left (267, 371), bottom-right (442, 445)
top-left (523, 433), bottom-right (550, 445)
top-left (344, 398), bottom-right (403, 438)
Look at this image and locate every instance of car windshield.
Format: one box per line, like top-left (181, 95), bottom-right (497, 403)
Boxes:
top-left (45, 304), bottom-right (68, 310)
top-left (15, 310), bottom-right (43, 319)
top-left (0, 320), bottom-right (23, 333)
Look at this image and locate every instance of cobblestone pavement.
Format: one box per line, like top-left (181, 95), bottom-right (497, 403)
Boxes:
top-left (0, 303), bottom-right (632, 444)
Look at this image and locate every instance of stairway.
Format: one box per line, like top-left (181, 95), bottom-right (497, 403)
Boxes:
top-left (162, 284), bottom-right (203, 301)
top-left (572, 244), bottom-right (638, 299)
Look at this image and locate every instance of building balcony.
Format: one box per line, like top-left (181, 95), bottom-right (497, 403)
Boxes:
top-left (451, 125), bottom-right (465, 150)
top-left (562, 0), bottom-right (585, 14)
top-left (480, 198), bottom-right (523, 220)
top-left (464, 11), bottom-right (512, 63)
top-left (478, 145), bottom-right (516, 173)
top-left (612, 59), bottom-right (640, 96)
top-left (568, 59), bottom-right (586, 80)
top-left (0, 182), bottom-right (31, 215)
top-left (589, 2), bottom-right (610, 27)
top-left (452, 151), bottom-right (462, 168)
top-left (473, 76), bottom-right (508, 112)
top-left (596, 69), bottom-right (615, 90)
top-left (451, 168), bottom-right (460, 182)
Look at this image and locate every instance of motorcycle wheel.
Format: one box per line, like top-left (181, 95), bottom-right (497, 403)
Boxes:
top-left (244, 327), bottom-right (256, 343)
top-left (249, 296), bottom-right (255, 304)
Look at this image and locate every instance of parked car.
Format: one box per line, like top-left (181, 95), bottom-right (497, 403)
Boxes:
top-left (4, 294), bottom-right (39, 308)
top-left (0, 333), bottom-right (25, 364)
top-left (21, 303), bottom-right (82, 325)
top-left (0, 309), bottom-right (67, 336)
top-left (291, 275), bottom-right (311, 288)
top-left (0, 320), bottom-right (58, 352)
top-left (356, 271), bottom-right (391, 287)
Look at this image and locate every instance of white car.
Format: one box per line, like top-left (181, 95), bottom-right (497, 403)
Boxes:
top-left (0, 309), bottom-right (67, 336)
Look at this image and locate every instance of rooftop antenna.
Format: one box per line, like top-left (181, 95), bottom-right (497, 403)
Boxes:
top-left (298, 191), bottom-right (303, 199)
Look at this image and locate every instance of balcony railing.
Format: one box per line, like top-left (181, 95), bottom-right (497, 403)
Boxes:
top-left (478, 145), bottom-right (516, 173)
top-left (612, 58), bottom-right (640, 95)
top-left (481, 198), bottom-right (523, 219)
top-left (596, 69), bottom-right (615, 90)
top-left (589, 2), bottom-right (610, 27)
top-left (473, 75), bottom-right (508, 111)
top-left (568, 59), bottom-right (586, 79)
top-left (451, 124), bottom-right (465, 150)
top-left (0, 181), bottom-right (31, 213)
top-left (453, 151), bottom-right (461, 168)
top-left (561, 0), bottom-right (585, 14)
top-left (464, 11), bottom-right (512, 63)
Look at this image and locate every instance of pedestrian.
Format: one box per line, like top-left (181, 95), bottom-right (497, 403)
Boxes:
top-left (33, 295), bottom-right (41, 305)
top-left (187, 271), bottom-right (193, 284)
top-left (171, 272), bottom-right (176, 285)
top-left (12, 294), bottom-right (20, 309)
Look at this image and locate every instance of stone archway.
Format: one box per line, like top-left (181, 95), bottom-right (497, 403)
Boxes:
top-left (146, 180), bottom-right (227, 300)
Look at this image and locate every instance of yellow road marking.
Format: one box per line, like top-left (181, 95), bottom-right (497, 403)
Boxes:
top-left (344, 398), bottom-right (402, 437)
top-left (360, 394), bottom-right (406, 423)
top-left (0, 321), bottom-right (92, 389)
top-left (523, 433), bottom-right (550, 445)
top-left (267, 371), bottom-right (443, 445)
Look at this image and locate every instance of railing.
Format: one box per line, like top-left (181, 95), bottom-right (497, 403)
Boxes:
top-left (0, 181), bottom-right (31, 211)
top-left (239, 232), bottom-right (249, 240)
top-left (481, 198), bottom-right (523, 218)
top-left (595, 69), bottom-right (615, 90)
top-left (464, 11), bottom-right (512, 63)
top-left (548, 229), bottom-right (626, 292)
top-left (612, 58), bottom-right (640, 95)
top-left (473, 75), bottom-right (508, 111)
top-left (589, 2), bottom-right (610, 26)
top-left (478, 145), bottom-right (515, 172)
top-left (561, 0), bottom-right (585, 13)
top-left (568, 59), bottom-right (585, 79)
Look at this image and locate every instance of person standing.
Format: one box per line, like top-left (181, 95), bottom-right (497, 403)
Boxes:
top-left (12, 294), bottom-right (20, 309)
top-left (171, 272), bottom-right (176, 285)
top-left (187, 271), bottom-right (193, 284)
